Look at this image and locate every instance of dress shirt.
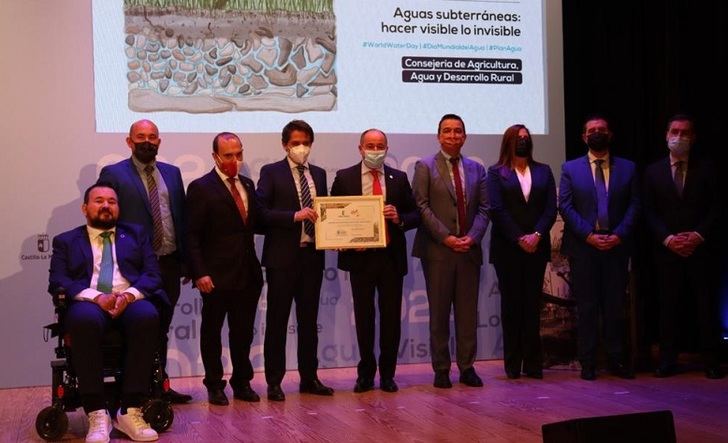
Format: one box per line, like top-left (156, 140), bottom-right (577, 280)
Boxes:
top-left (287, 156), bottom-right (317, 244)
top-left (515, 165), bottom-right (532, 202)
top-left (131, 156), bottom-right (176, 256)
top-left (214, 166), bottom-right (248, 211)
top-left (588, 151), bottom-right (610, 192)
top-left (76, 226), bottom-right (142, 301)
top-left (361, 162), bottom-right (387, 197)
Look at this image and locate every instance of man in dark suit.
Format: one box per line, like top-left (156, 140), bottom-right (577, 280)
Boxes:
top-left (643, 114), bottom-right (724, 379)
top-left (256, 120), bottom-right (333, 401)
top-left (559, 115), bottom-right (639, 381)
top-left (48, 183), bottom-right (166, 442)
top-left (186, 132), bottom-right (264, 405)
top-left (412, 114), bottom-right (489, 389)
top-left (331, 128), bottom-right (420, 393)
top-left (98, 119), bottom-right (191, 403)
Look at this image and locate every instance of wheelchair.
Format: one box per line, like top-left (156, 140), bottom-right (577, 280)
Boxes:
top-left (35, 288), bottom-right (174, 441)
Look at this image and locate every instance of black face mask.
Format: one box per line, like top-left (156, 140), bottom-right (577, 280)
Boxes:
top-left (515, 137), bottom-right (532, 158)
top-left (586, 132), bottom-right (610, 152)
top-left (133, 141), bottom-right (159, 164)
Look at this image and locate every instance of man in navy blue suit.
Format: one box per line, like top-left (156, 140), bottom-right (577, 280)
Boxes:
top-left (256, 120), bottom-right (334, 401)
top-left (330, 129), bottom-right (420, 393)
top-left (559, 115), bottom-right (640, 381)
top-left (48, 182), bottom-right (167, 442)
top-left (98, 119), bottom-right (191, 403)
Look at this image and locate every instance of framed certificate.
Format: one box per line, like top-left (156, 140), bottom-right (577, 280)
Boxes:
top-left (313, 195), bottom-right (387, 250)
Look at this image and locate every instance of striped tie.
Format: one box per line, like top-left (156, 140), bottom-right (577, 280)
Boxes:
top-left (144, 165), bottom-right (164, 251)
top-left (297, 165), bottom-right (315, 238)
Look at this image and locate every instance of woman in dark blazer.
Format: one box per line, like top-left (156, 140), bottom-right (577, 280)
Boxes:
top-left (487, 124), bottom-right (557, 379)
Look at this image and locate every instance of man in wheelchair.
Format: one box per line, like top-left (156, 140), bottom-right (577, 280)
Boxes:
top-left (48, 182), bottom-right (169, 442)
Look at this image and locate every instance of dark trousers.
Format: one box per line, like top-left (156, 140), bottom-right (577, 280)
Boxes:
top-left (493, 253), bottom-right (547, 374)
top-left (264, 246), bottom-right (323, 386)
top-left (157, 252), bottom-right (181, 375)
top-left (569, 250), bottom-right (629, 367)
top-left (349, 251), bottom-right (404, 381)
top-left (657, 252), bottom-right (720, 367)
top-left (66, 300), bottom-right (159, 413)
top-left (421, 253), bottom-right (481, 373)
top-left (199, 285), bottom-right (261, 391)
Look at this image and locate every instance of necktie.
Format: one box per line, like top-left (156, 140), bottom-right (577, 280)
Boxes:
top-left (227, 177), bottom-right (248, 224)
top-left (144, 165), bottom-right (164, 251)
top-left (296, 165), bottom-right (315, 238)
top-left (594, 159), bottom-right (609, 230)
top-left (449, 157), bottom-right (468, 237)
top-left (370, 170), bottom-right (389, 244)
top-left (97, 231), bottom-right (114, 293)
top-left (674, 161), bottom-right (685, 197)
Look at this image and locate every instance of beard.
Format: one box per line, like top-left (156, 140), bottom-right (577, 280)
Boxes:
top-left (88, 210), bottom-right (116, 230)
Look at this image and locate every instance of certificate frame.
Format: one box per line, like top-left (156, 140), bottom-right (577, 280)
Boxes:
top-left (313, 195), bottom-right (387, 250)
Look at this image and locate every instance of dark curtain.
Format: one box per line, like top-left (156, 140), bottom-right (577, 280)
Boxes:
top-left (562, 1), bottom-right (728, 366)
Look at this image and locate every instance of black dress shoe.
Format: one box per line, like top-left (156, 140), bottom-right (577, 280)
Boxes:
top-left (525, 370), bottom-right (543, 380)
top-left (459, 368), bottom-right (484, 387)
top-left (608, 362), bottom-right (635, 379)
top-left (380, 378), bottom-right (399, 393)
top-left (233, 385), bottom-right (261, 402)
top-left (705, 366), bottom-right (725, 380)
top-left (300, 379), bottom-right (334, 396)
top-left (654, 364), bottom-right (677, 378)
top-left (433, 371), bottom-right (452, 389)
top-left (207, 388), bottom-right (229, 406)
top-left (580, 366), bottom-right (597, 381)
top-left (505, 370), bottom-right (521, 379)
top-left (164, 388), bottom-right (193, 404)
top-left (267, 384), bottom-right (286, 401)
top-left (353, 378), bottom-right (374, 393)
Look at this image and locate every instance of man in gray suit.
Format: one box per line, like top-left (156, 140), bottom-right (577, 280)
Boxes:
top-left (412, 114), bottom-right (490, 388)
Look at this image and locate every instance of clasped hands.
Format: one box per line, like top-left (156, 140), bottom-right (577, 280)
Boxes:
top-left (94, 292), bottom-right (135, 318)
top-left (666, 231), bottom-right (703, 257)
top-left (586, 232), bottom-right (622, 251)
top-left (443, 235), bottom-right (474, 252)
top-left (517, 232), bottom-right (541, 253)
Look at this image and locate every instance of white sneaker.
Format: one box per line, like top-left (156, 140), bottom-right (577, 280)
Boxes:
top-left (85, 409), bottom-right (111, 443)
top-left (114, 407), bottom-right (159, 441)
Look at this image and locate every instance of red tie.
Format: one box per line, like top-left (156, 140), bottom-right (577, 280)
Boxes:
top-left (227, 177), bottom-right (248, 224)
top-left (449, 157), bottom-right (467, 237)
top-left (370, 170), bottom-right (389, 244)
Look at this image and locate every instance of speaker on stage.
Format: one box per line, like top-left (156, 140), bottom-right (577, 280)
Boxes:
top-left (542, 410), bottom-right (676, 443)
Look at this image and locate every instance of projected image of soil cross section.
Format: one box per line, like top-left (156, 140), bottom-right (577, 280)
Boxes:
top-left (124, 0), bottom-right (337, 113)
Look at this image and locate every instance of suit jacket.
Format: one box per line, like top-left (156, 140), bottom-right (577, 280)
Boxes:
top-left (643, 155), bottom-right (720, 262)
top-left (486, 161), bottom-right (557, 263)
top-left (99, 158), bottom-right (186, 257)
top-left (558, 154), bottom-right (640, 257)
top-left (330, 162), bottom-right (420, 276)
top-left (411, 152), bottom-right (490, 264)
top-left (48, 222), bottom-right (168, 307)
top-left (256, 158), bottom-right (328, 270)
top-left (185, 169), bottom-right (263, 293)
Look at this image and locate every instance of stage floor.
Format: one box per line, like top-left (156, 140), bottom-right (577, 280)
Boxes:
top-left (2, 360), bottom-right (726, 442)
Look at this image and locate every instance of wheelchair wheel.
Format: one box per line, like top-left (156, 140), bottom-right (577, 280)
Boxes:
top-left (142, 399), bottom-right (174, 433)
top-left (35, 406), bottom-right (69, 441)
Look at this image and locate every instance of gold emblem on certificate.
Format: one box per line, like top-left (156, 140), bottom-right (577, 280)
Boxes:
top-left (313, 195), bottom-right (387, 250)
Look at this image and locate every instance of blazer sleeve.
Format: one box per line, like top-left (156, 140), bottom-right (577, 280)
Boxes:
top-left (558, 162), bottom-right (594, 241)
top-left (185, 179), bottom-right (209, 280)
top-left (48, 234), bottom-right (88, 298)
top-left (611, 161), bottom-right (640, 240)
top-left (466, 162), bottom-right (490, 243)
top-left (395, 172), bottom-right (420, 231)
top-left (535, 165), bottom-right (558, 236)
top-left (486, 166), bottom-right (525, 242)
top-left (642, 165), bottom-right (671, 242)
top-left (256, 164), bottom-right (298, 227)
top-left (412, 159), bottom-right (450, 243)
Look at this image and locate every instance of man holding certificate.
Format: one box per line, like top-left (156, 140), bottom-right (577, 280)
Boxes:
top-left (330, 129), bottom-right (420, 393)
top-left (412, 114), bottom-right (489, 389)
top-left (256, 120), bottom-right (334, 401)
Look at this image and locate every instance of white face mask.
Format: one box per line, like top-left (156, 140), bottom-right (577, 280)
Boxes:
top-left (363, 150), bottom-right (386, 169)
top-left (667, 136), bottom-right (691, 157)
top-left (288, 144), bottom-right (311, 165)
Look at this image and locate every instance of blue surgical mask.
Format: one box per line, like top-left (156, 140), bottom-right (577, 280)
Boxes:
top-left (363, 150), bottom-right (386, 169)
top-left (667, 136), bottom-right (690, 157)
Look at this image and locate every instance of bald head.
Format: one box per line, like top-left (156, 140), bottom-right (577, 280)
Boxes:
top-left (126, 119), bottom-right (161, 164)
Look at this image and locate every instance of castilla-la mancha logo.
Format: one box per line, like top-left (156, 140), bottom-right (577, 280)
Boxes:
top-left (21, 234), bottom-right (52, 261)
